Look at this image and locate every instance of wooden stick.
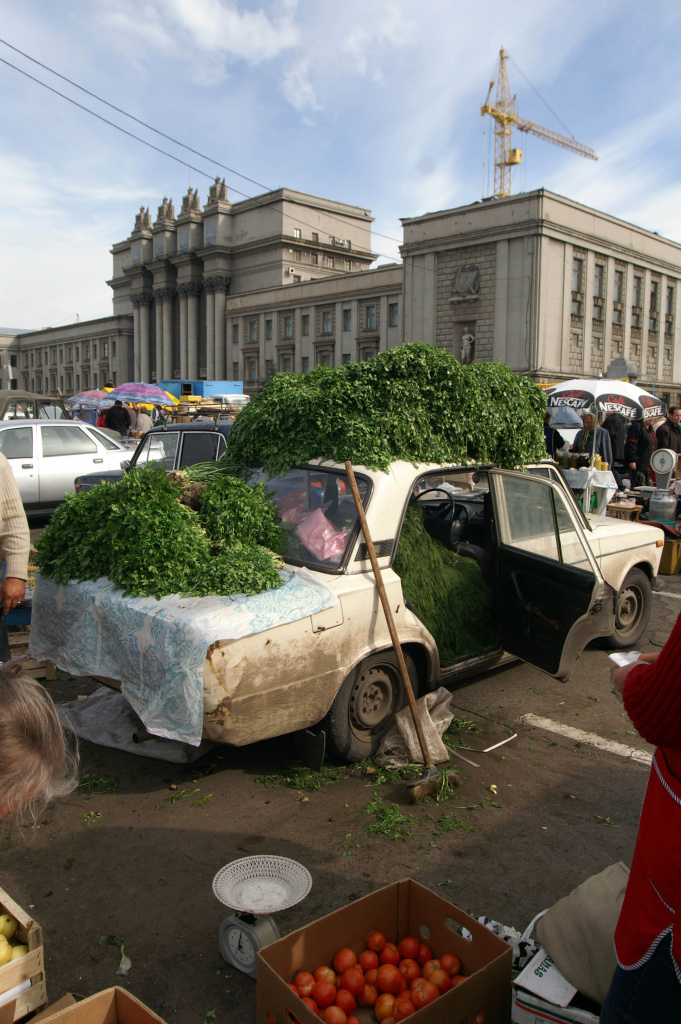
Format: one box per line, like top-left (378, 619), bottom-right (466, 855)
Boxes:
top-left (344, 461), bottom-right (434, 770)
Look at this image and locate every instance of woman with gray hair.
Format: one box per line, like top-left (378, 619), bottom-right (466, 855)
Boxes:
top-left (0, 661), bottom-right (77, 823)
top-left (572, 411), bottom-right (613, 466)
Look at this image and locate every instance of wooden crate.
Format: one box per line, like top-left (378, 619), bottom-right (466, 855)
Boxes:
top-left (0, 885), bottom-right (47, 1022)
top-left (6, 633), bottom-right (55, 682)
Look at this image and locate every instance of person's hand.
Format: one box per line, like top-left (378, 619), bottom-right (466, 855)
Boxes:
top-left (629, 462), bottom-right (636, 470)
top-left (0, 578), bottom-right (26, 618)
top-left (613, 652), bottom-right (658, 694)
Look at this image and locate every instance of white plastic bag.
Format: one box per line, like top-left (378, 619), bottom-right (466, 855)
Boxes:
top-left (377, 686), bottom-right (454, 764)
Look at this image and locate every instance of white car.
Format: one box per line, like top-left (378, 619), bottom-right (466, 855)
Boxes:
top-left (0, 419), bottom-right (131, 517)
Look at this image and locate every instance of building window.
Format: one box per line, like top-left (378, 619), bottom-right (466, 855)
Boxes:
top-left (302, 356), bottom-right (310, 374)
top-left (327, 257), bottom-right (335, 269)
top-left (593, 305), bottom-right (602, 321)
top-left (311, 232), bottom-right (318, 243)
top-left (37, 352), bottom-right (42, 367)
top-left (293, 228), bottom-right (301, 239)
top-left (651, 280), bottom-right (659, 311)
top-left (322, 311), bottom-right (332, 334)
top-left (665, 320), bottom-right (673, 336)
top-left (76, 374), bottom-right (80, 391)
top-left (302, 314), bottom-right (310, 336)
top-left (571, 258), bottom-right (583, 293)
top-left (342, 353), bottom-right (351, 364)
top-left (246, 357), bottom-right (258, 381)
top-left (260, 319), bottom-right (270, 341)
top-left (112, 341), bottom-right (116, 357)
top-left (632, 275), bottom-right (642, 308)
top-left (366, 304), bottom-right (376, 330)
top-left (249, 321), bottom-right (257, 342)
top-left (232, 325), bottom-right (239, 345)
top-left (293, 251), bottom-right (301, 262)
top-left (9, 354), bottom-right (17, 368)
top-left (632, 312), bottom-right (640, 329)
top-left (667, 285), bottom-right (675, 315)
top-left (284, 315), bottom-right (293, 339)
top-left (75, 346), bottom-right (80, 361)
top-left (571, 298), bottom-right (582, 317)
top-left (343, 309), bottom-right (352, 332)
top-left (59, 376), bottom-right (63, 391)
top-left (613, 270), bottom-right (624, 303)
top-left (310, 253), bottom-right (318, 266)
top-left (279, 353), bottom-right (293, 373)
top-left (613, 309), bottom-right (622, 326)
top-left (112, 371), bottom-right (117, 385)
top-left (389, 302), bottom-right (399, 327)
top-left (593, 264), bottom-right (604, 299)
top-left (93, 372), bottom-right (97, 388)
top-left (317, 350), bottom-right (334, 367)
top-left (102, 341), bottom-right (109, 358)
top-left (344, 260), bottom-right (351, 271)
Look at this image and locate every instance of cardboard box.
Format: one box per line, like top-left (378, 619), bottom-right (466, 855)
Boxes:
top-left (31, 996), bottom-right (77, 1022)
top-left (658, 538), bottom-right (681, 574)
top-left (257, 878), bottom-right (512, 1024)
top-left (0, 885), bottom-right (47, 1022)
top-left (31, 987), bottom-right (168, 1023)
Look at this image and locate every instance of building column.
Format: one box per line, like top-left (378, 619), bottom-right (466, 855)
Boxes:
top-left (205, 284), bottom-right (216, 380)
top-left (139, 293), bottom-right (153, 383)
top-left (187, 283), bottom-right (201, 380)
top-left (131, 296), bottom-right (142, 381)
top-left (214, 287), bottom-right (227, 380)
top-left (153, 291), bottom-right (164, 383)
top-left (159, 289), bottom-right (175, 380)
top-left (179, 286), bottom-right (189, 379)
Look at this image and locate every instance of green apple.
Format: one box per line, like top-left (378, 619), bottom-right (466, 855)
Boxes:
top-left (10, 945), bottom-right (28, 959)
top-left (0, 935), bottom-right (11, 967)
top-left (0, 914), bottom-right (17, 941)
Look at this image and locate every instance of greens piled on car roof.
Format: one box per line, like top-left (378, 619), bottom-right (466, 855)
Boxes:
top-left (226, 343), bottom-right (547, 474)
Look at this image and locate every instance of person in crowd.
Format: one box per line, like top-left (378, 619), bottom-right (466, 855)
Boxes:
top-left (655, 406), bottom-right (681, 453)
top-left (126, 405), bottom-right (138, 433)
top-left (572, 412), bottom-right (613, 466)
top-left (600, 617), bottom-right (681, 1022)
top-left (543, 412), bottom-right (565, 460)
top-left (96, 409), bottom-right (107, 428)
top-left (0, 452), bottom-right (30, 664)
top-left (76, 408), bottom-right (97, 426)
top-left (624, 411), bottom-right (658, 487)
top-left (135, 407), bottom-right (153, 434)
top-left (104, 400), bottom-right (132, 437)
top-left (0, 661), bottom-right (78, 826)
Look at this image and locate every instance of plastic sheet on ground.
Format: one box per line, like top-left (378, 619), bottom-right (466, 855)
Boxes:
top-left (30, 568), bottom-right (338, 746)
top-left (377, 686), bottom-right (455, 764)
top-left (56, 687), bottom-right (217, 763)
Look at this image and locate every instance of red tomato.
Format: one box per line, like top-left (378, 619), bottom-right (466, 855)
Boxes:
top-left (397, 936), bottom-right (419, 960)
top-left (302, 997), bottom-right (319, 1015)
top-left (340, 968), bottom-right (364, 998)
top-left (334, 948), bottom-right (357, 974)
top-left (313, 980), bottom-right (338, 1009)
top-left (314, 966), bottom-right (337, 986)
top-left (323, 1008), bottom-right (347, 1024)
top-left (428, 968), bottom-right (452, 994)
top-left (451, 974), bottom-right (468, 987)
top-left (439, 952), bottom-right (461, 977)
top-left (394, 997), bottom-right (416, 1021)
top-left (421, 959), bottom-right (440, 980)
top-left (287, 983), bottom-right (299, 995)
top-left (335, 989), bottom-right (357, 1015)
top-left (347, 1018), bottom-right (361, 1024)
top-left (398, 976), bottom-right (408, 993)
top-left (366, 930), bottom-right (386, 952)
top-left (358, 949), bottom-right (379, 972)
top-left (475, 1015), bottom-right (484, 1024)
top-left (398, 958), bottom-right (421, 985)
top-left (377, 964), bottom-right (402, 994)
top-left (379, 942), bottom-right (401, 966)
top-left (416, 944), bottom-right (432, 966)
top-left (357, 983), bottom-right (378, 1008)
top-left (374, 993), bottom-right (396, 1021)
top-left (365, 968), bottom-right (379, 986)
top-left (411, 981), bottom-right (439, 1009)
top-left (295, 971), bottom-right (315, 998)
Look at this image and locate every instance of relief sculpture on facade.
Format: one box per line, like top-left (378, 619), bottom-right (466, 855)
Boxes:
top-left (450, 264), bottom-right (481, 302)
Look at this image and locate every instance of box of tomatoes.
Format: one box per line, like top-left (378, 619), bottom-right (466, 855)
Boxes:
top-left (257, 878), bottom-right (512, 1024)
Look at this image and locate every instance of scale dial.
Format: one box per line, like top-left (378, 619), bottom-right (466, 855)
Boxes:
top-left (651, 447), bottom-right (676, 476)
top-left (218, 913), bottom-right (279, 979)
top-left (226, 925), bottom-right (256, 969)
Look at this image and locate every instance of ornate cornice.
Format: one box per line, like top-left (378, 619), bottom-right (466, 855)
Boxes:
top-left (131, 291), bottom-right (154, 308)
top-left (178, 281), bottom-right (203, 297)
top-left (154, 287), bottom-right (177, 302)
top-left (204, 275), bottom-right (231, 293)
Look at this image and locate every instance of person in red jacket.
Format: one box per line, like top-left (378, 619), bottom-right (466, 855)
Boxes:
top-left (600, 619), bottom-right (681, 1022)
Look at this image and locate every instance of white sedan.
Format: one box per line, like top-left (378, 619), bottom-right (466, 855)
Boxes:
top-left (0, 419), bottom-right (131, 517)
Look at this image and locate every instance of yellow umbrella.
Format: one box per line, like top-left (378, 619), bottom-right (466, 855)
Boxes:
top-left (163, 391), bottom-right (180, 405)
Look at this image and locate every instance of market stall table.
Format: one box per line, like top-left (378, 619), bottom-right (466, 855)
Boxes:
top-left (559, 467), bottom-right (618, 515)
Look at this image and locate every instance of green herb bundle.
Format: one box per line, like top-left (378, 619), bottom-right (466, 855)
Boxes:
top-left (35, 466), bottom-right (284, 600)
top-left (226, 343), bottom-right (546, 474)
top-left (393, 503), bottom-right (496, 665)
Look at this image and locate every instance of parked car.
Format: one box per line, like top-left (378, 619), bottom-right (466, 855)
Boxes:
top-left (0, 389), bottom-right (70, 421)
top-left (0, 419), bottom-right (131, 517)
top-left (74, 421), bottom-right (233, 493)
top-left (88, 459), bottom-right (664, 762)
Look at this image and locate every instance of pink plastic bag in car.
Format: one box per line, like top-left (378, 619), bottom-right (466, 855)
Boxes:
top-left (296, 507), bottom-right (348, 563)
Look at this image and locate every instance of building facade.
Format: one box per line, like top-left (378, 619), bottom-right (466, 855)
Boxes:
top-left (12, 186), bottom-right (681, 410)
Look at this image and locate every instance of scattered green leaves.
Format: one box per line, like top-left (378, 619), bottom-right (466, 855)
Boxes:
top-left (83, 811), bottom-right (102, 827)
top-left (79, 772), bottom-right (120, 795)
top-left (429, 812), bottom-right (476, 834)
top-left (156, 788), bottom-right (199, 810)
top-left (362, 792), bottom-right (414, 840)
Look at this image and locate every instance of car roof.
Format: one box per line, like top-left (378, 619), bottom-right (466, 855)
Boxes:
top-left (146, 422), bottom-right (232, 437)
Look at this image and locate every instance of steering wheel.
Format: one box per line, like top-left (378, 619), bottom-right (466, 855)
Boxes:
top-left (416, 488), bottom-right (455, 520)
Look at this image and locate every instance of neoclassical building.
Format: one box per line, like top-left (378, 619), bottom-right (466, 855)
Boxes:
top-left (11, 186), bottom-right (681, 411)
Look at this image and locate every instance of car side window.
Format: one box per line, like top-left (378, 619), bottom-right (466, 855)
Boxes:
top-left (88, 427), bottom-right (123, 451)
top-left (217, 435), bottom-right (227, 458)
top-left (553, 488), bottom-right (593, 570)
top-left (179, 432), bottom-right (220, 467)
top-left (134, 432), bottom-right (180, 467)
top-left (495, 475), bottom-right (560, 560)
top-left (40, 424), bottom-right (97, 457)
top-left (0, 427), bottom-right (33, 459)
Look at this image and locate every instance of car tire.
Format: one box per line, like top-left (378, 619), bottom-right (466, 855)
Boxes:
top-left (602, 569), bottom-right (653, 649)
top-left (322, 650), bottom-right (420, 763)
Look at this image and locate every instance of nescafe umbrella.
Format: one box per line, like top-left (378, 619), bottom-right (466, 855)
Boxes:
top-left (546, 379), bottom-right (666, 422)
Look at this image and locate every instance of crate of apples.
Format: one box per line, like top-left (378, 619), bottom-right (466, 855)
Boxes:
top-left (286, 929), bottom-right (482, 1023)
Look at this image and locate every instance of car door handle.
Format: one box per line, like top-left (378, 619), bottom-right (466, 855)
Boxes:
top-left (21, 463), bottom-right (33, 469)
top-left (93, 458), bottom-right (104, 463)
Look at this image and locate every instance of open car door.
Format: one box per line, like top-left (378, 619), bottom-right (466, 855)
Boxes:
top-left (488, 470), bottom-right (614, 678)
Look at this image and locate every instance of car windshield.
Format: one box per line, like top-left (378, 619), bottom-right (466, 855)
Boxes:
top-left (133, 432), bottom-right (180, 468)
top-left (252, 467), bottom-right (370, 571)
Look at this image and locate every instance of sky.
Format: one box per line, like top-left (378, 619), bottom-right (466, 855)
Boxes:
top-left (2, 0), bottom-right (681, 330)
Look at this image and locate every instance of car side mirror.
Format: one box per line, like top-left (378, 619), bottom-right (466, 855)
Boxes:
top-left (121, 460), bottom-right (130, 471)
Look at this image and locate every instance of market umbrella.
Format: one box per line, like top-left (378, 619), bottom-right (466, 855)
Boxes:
top-left (65, 389), bottom-right (115, 409)
top-left (110, 382), bottom-right (179, 406)
top-left (546, 378), bottom-right (666, 422)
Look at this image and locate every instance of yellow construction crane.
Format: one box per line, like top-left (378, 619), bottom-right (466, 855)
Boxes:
top-left (481, 47), bottom-right (597, 198)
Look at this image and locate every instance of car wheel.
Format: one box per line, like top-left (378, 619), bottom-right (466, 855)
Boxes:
top-left (322, 650), bottom-right (419, 763)
top-left (602, 569), bottom-right (652, 649)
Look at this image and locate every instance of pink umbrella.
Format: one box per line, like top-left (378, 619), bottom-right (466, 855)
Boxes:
top-left (65, 389), bottom-right (115, 409)
top-left (109, 382), bottom-right (176, 406)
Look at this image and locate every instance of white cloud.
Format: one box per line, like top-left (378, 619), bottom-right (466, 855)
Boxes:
top-left (281, 59), bottom-right (320, 117)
